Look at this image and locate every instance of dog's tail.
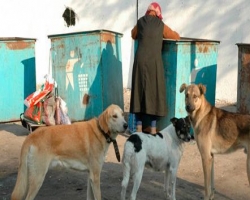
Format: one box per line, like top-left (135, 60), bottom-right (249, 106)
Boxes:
top-left (11, 141), bottom-right (30, 200)
top-left (121, 140), bottom-right (135, 200)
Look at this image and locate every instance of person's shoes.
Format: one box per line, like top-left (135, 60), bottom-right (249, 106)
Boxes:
top-left (143, 126), bottom-right (151, 133)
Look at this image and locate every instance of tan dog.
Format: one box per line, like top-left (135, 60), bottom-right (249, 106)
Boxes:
top-left (179, 83), bottom-right (250, 200)
top-left (11, 104), bottom-right (128, 200)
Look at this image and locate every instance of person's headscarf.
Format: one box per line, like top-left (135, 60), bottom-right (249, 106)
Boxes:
top-left (145, 2), bottom-right (163, 20)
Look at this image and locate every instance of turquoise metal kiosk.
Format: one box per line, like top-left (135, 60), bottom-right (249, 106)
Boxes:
top-left (48, 30), bottom-right (124, 122)
top-left (129, 37), bottom-right (220, 132)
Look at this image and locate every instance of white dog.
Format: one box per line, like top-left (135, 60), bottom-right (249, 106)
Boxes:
top-left (121, 117), bottom-right (192, 200)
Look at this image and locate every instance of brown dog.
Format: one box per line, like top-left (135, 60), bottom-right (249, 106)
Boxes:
top-left (180, 83), bottom-right (250, 200)
top-left (11, 104), bottom-right (128, 200)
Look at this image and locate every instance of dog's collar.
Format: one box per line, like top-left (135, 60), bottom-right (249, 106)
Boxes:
top-left (97, 121), bottom-right (112, 143)
top-left (97, 120), bottom-right (121, 162)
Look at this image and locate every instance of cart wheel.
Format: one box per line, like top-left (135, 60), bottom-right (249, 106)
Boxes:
top-left (20, 113), bottom-right (28, 129)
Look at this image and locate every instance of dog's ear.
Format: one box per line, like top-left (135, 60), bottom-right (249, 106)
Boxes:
top-left (98, 108), bottom-right (109, 133)
top-left (179, 83), bottom-right (187, 93)
top-left (198, 84), bottom-right (206, 95)
top-left (170, 117), bottom-right (178, 126)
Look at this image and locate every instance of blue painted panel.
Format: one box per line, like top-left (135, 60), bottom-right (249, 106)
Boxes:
top-left (190, 42), bottom-right (219, 105)
top-left (0, 38), bottom-right (36, 122)
top-left (101, 34), bottom-right (123, 109)
top-left (49, 30), bottom-right (123, 121)
top-left (158, 41), bottom-right (191, 129)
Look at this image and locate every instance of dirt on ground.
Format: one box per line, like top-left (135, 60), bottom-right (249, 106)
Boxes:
top-left (0, 89), bottom-right (249, 200)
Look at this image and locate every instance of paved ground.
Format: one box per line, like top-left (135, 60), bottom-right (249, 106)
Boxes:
top-left (0, 95), bottom-right (249, 199)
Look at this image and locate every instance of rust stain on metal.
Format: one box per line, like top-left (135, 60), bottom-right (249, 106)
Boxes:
top-left (196, 43), bottom-right (216, 53)
top-left (51, 38), bottom-right (65, 49)
top-left (57, 44), bottom-right (65, 49)
top-left (202, 46), bottom-right (208, 53)
top-left (82, 93), bottom-right (90, 105)
top-left (101, 33), bottom-right (115, 43)
top-left (241, 49), bottom-right (250, 65)
top-left (238, 47), bottom-right (250, 114)
top-left (6, 41), bottom-right (32, 50)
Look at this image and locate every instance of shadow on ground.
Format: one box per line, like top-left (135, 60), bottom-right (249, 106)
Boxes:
top-left (0, 123), bottom-right (29, 136)
top-left (0, 162), bottom-right (234, 200)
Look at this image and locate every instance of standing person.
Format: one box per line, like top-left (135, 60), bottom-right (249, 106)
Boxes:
top-left (130, 2), bottom-right (180, 134)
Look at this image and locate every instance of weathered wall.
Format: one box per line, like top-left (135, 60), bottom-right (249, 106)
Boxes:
top-left (0, 0), bottom-right (249, 102)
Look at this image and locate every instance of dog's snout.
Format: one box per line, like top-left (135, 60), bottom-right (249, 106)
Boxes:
top-left (123, 123), bottom-right (128, 130)
top-left (185, 104), bottom-right (194, 113)
top-left (183, 134), bottom-right (192, 142)
top-left (186, 105), bottom-right (191, 111)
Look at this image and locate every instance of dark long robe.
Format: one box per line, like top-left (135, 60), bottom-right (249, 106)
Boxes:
top-left (130, 15), bottom-right (167, 117)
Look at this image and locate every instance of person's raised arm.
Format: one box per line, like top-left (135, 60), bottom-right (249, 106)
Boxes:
top-left (131, 25), bottom-right (138, 40)
top-left (163, 24), bottom-right (180, 40)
